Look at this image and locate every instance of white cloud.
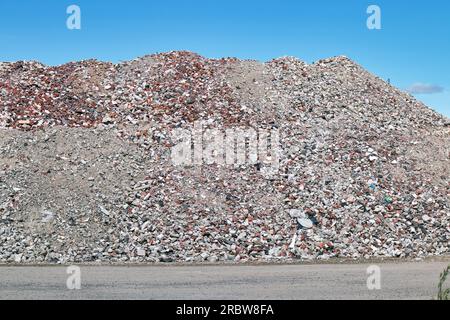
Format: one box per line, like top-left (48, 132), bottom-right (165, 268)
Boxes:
top-left (407, 83), bottom-right (444, 94)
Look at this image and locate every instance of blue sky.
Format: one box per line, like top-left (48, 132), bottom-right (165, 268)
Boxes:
top-left (1, 0), bottom-right (449, 117)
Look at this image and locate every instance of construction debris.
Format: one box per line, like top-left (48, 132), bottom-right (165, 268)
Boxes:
top-left (0, 51), bottom-right (448, 263)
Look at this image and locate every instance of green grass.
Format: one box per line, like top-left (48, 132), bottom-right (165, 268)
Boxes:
top-left (437, 264), bottom-right (450, 300)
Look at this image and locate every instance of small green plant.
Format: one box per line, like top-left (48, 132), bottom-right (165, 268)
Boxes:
top-left (437, 264), bottom-right (450, 300)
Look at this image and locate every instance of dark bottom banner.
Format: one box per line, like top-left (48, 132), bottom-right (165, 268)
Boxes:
top-left (0, 300), bottom-right (442, 319)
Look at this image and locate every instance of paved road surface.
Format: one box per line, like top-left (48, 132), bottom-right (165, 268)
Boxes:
top-left (0, 261), bottom-right (448, 299)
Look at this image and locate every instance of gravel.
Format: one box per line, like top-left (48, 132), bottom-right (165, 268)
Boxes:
top-left (0, 51), bottom-right (448, 264)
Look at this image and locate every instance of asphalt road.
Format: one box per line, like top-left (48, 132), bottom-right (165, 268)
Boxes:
top-left (0, 261), bottom-right (448, 300)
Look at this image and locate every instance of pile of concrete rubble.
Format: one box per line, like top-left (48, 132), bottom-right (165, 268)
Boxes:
top-left (0, 51), bottom-right (448, 263)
